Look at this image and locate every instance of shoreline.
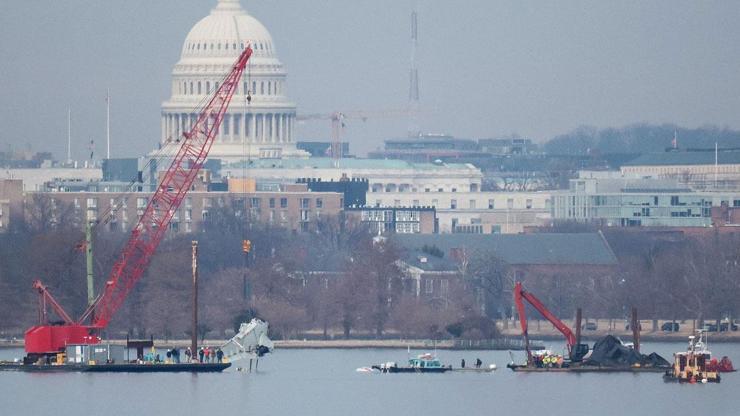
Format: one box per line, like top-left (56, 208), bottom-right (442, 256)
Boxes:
top-left (3, 333), bottom-right (740, 350)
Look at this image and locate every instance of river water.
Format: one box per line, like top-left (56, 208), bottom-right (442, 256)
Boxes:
top-left (1, 342), bottom-right (739, 416)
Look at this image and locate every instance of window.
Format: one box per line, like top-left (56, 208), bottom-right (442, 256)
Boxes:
top-left (268, 82), bottom-right (272, 95)
top-left (412, 199), bottom-right (420, 206)
top-left (300, 210), bottom-right (310, 221)
top-left (206, 81), bottom-right (210, 93)
top-left (394, 199), bottom-right (401, 207)
top-left (86, 198), bottom-right (97, 208)
top-left (260, 82), bottom-right (265, 95)
top-left (280, 198), bottom-right (288, 208)
top-left (507, 198), bottom-right (514, 209)
top-left (316, 198), bottom-right (323, 208)
top-left (269, 198), bottom-right (275, 208)
top-left (425, 279), bottom-right (434, 294)
top-left (451, 188), bottom-right (457, 193)
top-left (488, 199), bottom-right (494, 209)
top-left (526, 199), bottom-right (533, 209)
top-left (301, 198), bottom-right (310, 209)
top-left (197, 81), bottom-right (202, 95)
top-left (251, 198), bottom-right (261, 208)
top-left (451, 199), bottom-right (457, 209)
top-left (136, 197), bottom-right (147, 209)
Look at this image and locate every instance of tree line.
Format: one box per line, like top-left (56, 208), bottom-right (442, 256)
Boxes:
top-left (1, 195), bottom-right (738, 341)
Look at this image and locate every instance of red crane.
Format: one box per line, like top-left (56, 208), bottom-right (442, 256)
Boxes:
top-left (24, 46), bottom-right (254, 357)
top-left (514, 281), bottom-right (588, 364)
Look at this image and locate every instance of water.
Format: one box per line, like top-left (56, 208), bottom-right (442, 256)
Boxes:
top-left (1, 343), bottom-right (739, 416)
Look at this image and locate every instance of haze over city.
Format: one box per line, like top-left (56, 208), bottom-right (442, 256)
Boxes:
top-left (2, 0), bottom-right (740, 160)
top-left (4, 0), bottom-right (740, 414)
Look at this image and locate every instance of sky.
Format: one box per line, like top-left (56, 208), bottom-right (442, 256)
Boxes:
top-left (1, 0), bottom-right (740, 160)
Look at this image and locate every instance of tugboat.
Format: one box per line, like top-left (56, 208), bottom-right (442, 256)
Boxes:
top-left (373, 353), bottom-right (452, 373)
top-left (663, 330), bottom-right (722, 383)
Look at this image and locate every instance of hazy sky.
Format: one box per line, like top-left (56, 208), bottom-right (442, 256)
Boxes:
top-left (1, 0), bottom-right (739, 159)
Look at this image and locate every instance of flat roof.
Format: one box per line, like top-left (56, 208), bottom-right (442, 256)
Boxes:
top-left (227, 157), bottom-right (475, 171)
top-left (624, 150), bottom-right (740, 167)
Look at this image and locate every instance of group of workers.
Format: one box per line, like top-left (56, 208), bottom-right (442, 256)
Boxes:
top-left (460, 358), bottom-right (483, 369)
top-left (183, 346), bottom-right (224, 363)
top-left (155, 346), bottom-right (224, 364)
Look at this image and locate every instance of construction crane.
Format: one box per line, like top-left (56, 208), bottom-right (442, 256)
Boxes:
top-left (23, 45), bottom-right (254, 358)
top-left (514, 281), bottom-right (589, 365)
top-left (297, 110), bottom-right (410, 166)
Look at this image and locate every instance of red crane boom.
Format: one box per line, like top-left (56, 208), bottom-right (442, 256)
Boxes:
top-left (24, 46), bottom-right (253, 356)
top-left (514, 281), bottom-right (587, 363)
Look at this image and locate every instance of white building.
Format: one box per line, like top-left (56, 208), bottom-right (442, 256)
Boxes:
top-left (2, 168), bottom-right (102, 191)
top-left (223, 158), bottom-right (484, 195)
top-left (161, 0), bottom-right (308, 161)
top-left (370, 191), bottom-right (552, 234)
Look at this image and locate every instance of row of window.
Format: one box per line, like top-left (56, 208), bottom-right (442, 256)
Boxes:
top-left (74, 196), bottom-right (324, 214)
top-left (180, 79), bottom-right (282, 97)
top-left (380, 198), bottom-right (535, 210)
top-left (185, 40), bottom-right (272, 54)
top-left (371, 185), bottom-right (479, 193)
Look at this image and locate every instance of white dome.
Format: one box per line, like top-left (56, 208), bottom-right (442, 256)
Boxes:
top-left (180, 0), bottom-right (277, 63)
top-left (160, 0), bottom-right (309, 161)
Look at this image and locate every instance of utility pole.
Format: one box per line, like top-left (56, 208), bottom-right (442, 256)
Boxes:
top-left (631, 307), bottom-right (640, 354)
top-left (407, 7), bottom-right (421, 138)
top-left (191, 241), bottom-right (199, 359)
top-left (242, 239), bottom-right (252, 300)
top-left (67, 108), bottom-right (72, 164)
top-left (106, 89), bottom-right (111, 160)
top-left (86, 220), bottom-right (95, 307)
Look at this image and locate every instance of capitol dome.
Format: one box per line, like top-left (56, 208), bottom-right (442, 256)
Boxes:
top-left (161, 0), bottom-right (308, 161)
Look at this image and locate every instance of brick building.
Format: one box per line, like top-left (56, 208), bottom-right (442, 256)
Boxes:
top-left (6, 177), bottom-right (343, 233)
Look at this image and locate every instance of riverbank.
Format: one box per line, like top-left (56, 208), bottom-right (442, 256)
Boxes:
top-left (3, 333), bottom-right (740, 351)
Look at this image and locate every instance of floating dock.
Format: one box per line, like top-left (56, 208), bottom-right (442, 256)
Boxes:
top-left (507, 363), bottom-right (666, 373)
top-left (0, 361), bottom-right (230, 373)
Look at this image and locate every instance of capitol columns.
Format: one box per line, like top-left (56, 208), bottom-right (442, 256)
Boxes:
top-left (161, 114), bottom-right (167, 144)
top-left (271, 113), bottom-right (277, 143)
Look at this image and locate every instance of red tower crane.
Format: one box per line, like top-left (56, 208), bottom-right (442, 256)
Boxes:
top-left (514, 281), bottom-right (588, 364)
top-left (24, 46), bottom-right (254, 357)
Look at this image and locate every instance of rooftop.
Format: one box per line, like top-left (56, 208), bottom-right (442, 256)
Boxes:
top-left (227, 157), bottom-right (477, 171)
top-left (393, 233), bottom-right (618, 271)
top-left (623, 149), bottom-right (740, 167)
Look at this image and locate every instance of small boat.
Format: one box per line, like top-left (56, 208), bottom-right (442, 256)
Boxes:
top-left (372, 353), bottom-right (452, 373)
top-left (663, 330), bottom-right (722, 383)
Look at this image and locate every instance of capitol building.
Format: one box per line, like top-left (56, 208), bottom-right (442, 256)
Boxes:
top-left (160, 0), bottom-right (308, 161)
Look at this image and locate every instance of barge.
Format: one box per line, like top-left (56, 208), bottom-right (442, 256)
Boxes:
top-left (0, 361), bottom-right (230, 373)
